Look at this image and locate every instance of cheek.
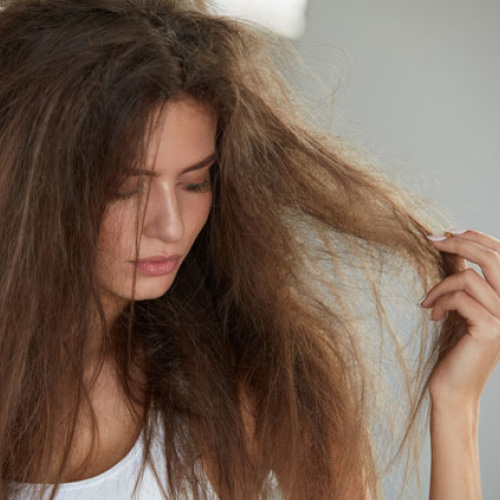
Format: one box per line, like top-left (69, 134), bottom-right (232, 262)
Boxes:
top-left (97, 209), bottom-right (132, 262)
top-left (189, 194), bottom-right (213, 231)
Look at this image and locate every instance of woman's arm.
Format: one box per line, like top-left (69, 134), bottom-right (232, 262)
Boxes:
top-left (419, 228), bottom-right (500, 499)
top-left (429, 396), bottom-right (481, 500)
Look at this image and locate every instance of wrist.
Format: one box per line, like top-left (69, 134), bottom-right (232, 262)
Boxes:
top-left (430, 392), bottom-right (480, 431)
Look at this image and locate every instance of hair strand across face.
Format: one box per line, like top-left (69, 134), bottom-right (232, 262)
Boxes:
top-left (0, 1), bottom-right (461, 499)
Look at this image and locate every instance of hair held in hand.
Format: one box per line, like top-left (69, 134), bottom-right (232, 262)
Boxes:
top-left (0, 1), bottom-right (463, 499)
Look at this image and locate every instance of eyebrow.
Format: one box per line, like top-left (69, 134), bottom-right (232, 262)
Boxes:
top-left (132, 152), bottom-right (217, 177)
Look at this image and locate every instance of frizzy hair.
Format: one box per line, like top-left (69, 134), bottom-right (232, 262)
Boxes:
top-left (0, 1), bottom-right (463, 499)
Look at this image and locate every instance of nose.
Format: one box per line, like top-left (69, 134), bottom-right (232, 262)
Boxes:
top-left (142, 183), bottom-right (184, 242)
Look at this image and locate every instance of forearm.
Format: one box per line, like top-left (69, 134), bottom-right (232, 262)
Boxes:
top-left (429, 397), bottom-right (481, 500)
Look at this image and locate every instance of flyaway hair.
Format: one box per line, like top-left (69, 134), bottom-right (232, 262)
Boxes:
top-left (0, 1), bottom-right (463, 499)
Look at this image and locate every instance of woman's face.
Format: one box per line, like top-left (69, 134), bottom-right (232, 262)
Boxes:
top-left (96, 97), bottom-right (217, 310)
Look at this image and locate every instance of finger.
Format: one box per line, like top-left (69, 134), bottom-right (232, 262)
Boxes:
top-left (431, 290), bottom-right (500, 344)
top-left (420, 268), bottom-right (500, 321)
top-left (443, 232), bottom-right (468, 272)
top-left (451, 253), bottom-right (468, 273)
top-left (443, 229), bottom-right (500, 274)
top-left (445, 229), bottom-right (500, 254)
top-left (446, 229), bottom-right (500, 275)
top-left (429, 236), bottom-right (500, 294)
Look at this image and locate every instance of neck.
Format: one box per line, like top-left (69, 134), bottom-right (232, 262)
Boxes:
top-left (85, 290), bottom-right (131, 366)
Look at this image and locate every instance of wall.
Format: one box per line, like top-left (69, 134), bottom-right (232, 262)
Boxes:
top-left (291, 1), bottom-right (500, 498)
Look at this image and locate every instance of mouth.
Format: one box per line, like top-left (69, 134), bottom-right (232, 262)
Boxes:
top-left (133, 257), bottom-right (180, 276)
top-left (131, 254), bottom-right (181, 264)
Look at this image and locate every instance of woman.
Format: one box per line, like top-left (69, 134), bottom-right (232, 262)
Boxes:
top-left (0, 0), bottom-right (495, 499)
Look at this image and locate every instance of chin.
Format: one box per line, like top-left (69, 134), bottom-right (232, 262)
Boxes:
top-left (127, 278), bottom-right (175, 300)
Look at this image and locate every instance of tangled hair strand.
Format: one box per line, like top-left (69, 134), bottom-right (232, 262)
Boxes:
top-left (0, 1), bottom-right (462, 499)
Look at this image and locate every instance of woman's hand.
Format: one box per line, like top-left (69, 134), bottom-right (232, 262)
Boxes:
top-left (420, 228), bottom-right (500, 408)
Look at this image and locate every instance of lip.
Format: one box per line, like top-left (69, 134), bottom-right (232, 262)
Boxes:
top-left (132, 254), bottom-right (181, 277)
top-left (132, 254), bottom-right (181, 264)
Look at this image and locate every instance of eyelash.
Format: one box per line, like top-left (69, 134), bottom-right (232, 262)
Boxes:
top-left (115, 179), bottom-right (213, 200)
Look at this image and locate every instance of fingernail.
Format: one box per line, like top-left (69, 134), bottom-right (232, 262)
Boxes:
top-left (418, 293), bottom-right (428, 306)
top-left (426, 234), bottom-right (447, 241)
top-left (444, 227), bottom-right (468, 235)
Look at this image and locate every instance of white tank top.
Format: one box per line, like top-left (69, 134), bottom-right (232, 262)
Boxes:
top-left (7, 415), bottom-right (220, 500)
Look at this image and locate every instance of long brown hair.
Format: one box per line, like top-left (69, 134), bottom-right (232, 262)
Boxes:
top-left (0, 0), bottom-right (464, 499)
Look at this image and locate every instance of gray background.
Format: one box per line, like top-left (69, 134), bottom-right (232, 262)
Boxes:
top-left (290, 1), bottom-right (499, 498)
top-left (213, 0), bottom-right (500, 497)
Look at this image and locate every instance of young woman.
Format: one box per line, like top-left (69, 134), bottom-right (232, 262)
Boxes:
top-left (0, 0), bottom-right (496, 499)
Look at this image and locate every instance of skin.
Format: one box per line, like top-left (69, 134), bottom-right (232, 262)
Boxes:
top-left (60, 100), bottom-right (500, 495)
top-left (421, 229), bottom-right (500, 499)
top-left (92, 96), bottom-right (217, 361)
top-left (54, 96), bottom-right (218, 482)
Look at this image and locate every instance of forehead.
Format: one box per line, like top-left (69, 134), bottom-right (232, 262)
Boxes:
top-left (145, 98), bottom-right (217, 171)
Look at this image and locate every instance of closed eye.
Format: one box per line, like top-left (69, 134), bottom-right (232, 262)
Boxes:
top-left (185, 179), bottom-right (213, 193)
top-left (113, 178), bottom-right (213, 200)
top-left (113, 161), bottom-right (216, 201)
